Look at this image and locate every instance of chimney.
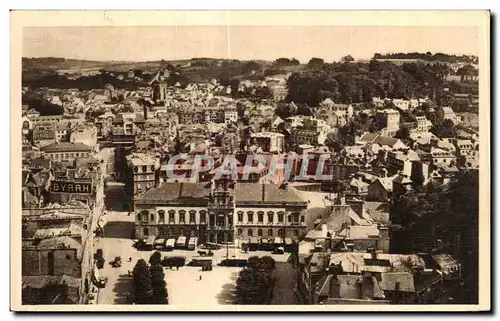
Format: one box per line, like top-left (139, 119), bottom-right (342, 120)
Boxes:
top-left (393, 282), bottom-right (400, 304)
top-left (362, 272), bottom-right (374, 300)
top-left (356, 278), bottom-right (363, 299)
top-left (346, 199), bottom-right (364, 217)
top-left (328, 275), bottom-right (340, 299)
top-left (261, 183), bottom-right (265, 202)
top-left (156, 177), bottom-right (163, 189)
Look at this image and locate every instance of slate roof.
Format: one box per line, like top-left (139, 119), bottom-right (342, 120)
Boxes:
top-left (41, 142), bottom-right (92, 153)
top-left (379, 272), bottom-right (416, 293)
top-left (137, 182), bottom-right (306, 205)
top-left (235, 183), bottom-right (304, 203)
top-left (138, 182), bottom-right (211, 202)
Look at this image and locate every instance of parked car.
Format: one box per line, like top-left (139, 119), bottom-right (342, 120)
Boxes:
top-left (154, 238), bottom-right (165, 250)
top-left (165, 238), bottom-right (176, 251)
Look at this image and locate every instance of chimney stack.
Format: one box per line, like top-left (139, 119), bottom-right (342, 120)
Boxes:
top-left (261, 183), bottom-right (265, 202)
top-left (356, 278), bottom-right (363, 299)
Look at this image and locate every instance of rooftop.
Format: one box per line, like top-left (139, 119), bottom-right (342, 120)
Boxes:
top-left (40, 142), bottom-right (92, 153)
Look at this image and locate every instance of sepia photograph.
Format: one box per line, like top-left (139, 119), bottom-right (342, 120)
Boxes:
top-left (10, 10), bottom-right (490, 312)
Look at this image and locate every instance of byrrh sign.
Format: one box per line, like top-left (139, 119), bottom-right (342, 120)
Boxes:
top-left (50, 180), bottom-right (93, 195)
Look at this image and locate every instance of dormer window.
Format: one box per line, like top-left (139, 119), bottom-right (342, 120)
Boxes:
top-left (134, 166), bottom-right (138, 173)
top-left (142, 165), bottom-right (147, 173)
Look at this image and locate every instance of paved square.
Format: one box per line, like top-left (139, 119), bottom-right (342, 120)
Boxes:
top-left (95, 211), bottom-right (286, 305)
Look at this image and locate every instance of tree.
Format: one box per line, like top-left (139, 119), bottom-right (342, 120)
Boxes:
top-left (150, 264), bottom-right (168, 304)
top-left (275, 102), bottom-right (298, 119)
top-left (395, 125), bottom-right (411, 140)
top-left (149, 251), bottom-right (162, 266)
top-left (243, 61), bottom-right (262, 74)
top-left (236, 256), bottom-right (276, 304)
top-left (431, 119), bottom-right (456, 138)
top-left (275, 58), bottom-right (291, 66)
top-left (341, 55), bottom-right (355, 62)
top-left (307, 57), bottom-right (324, 68)
top-left (133, 259), bottom-right (153, 304)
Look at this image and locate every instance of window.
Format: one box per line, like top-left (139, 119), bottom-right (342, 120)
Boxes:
top-left (189, 211), bottom-right (196, 224)
top-left (288, 215), bottom-right (292, 223)
top-left (142, 165), bottom-right (147, 173)
top-left (180, 228), bottom-right (184, 236)
top-left (143, 228), bottom-right (149, 236)
top-left (247, 211), bottom-right (254, 223)
top-left (150, 214), bottom-right (155, 222)
top-left (200, 211), bottom-right (206, 224)
top-left (151, 165), bottom-right (155, 172)
top-left (278, 213), bottom-right (284, 223)
top-left (158, 227), bottom-right (164, 237)
top-left (268, 229), bottom-right (273, 237)
top-left (267, 212), bottom-right (274, 223)
top-left (293, 213), bottom-right (300, 223)
top-left (278, 228), bottom-right (283, 237)
top-left (179, 210), bottom-right (186, 224)
top-left (293, 229), bottom-right (299, 237)
top-left (300, 215), bottom-right (305, 223)
top-left (158, 210), bottom-right (165, 224)
top-left (237, 229), bottom-right (243, 236)
top-left (190, 229), bottom-right (195, 237)
top-left (137, 214), bottom-right (141, 222)
top-left (141, 210), bottom-right (149, 222)
top-left (257, 212), bottom-right (264, 223)
top-left (258, 229), bottom-right (263, 236)
top-left (248, 229), bottom-right (253, 237)
top-left (168, 210), bottom-right (175, 224)
top-left (237, 211), bottom-right (243, 223)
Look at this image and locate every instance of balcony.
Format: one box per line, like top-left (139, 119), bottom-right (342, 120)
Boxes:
top-left (207, 202), bottom-right (234, 209)
top-left (208, 224), bottom-right (234, 231)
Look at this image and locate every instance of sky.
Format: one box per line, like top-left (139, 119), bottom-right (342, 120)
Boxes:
top-left (22, 26), bottom-right (479, 62)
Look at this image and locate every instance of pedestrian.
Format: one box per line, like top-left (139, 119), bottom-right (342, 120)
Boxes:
top-left (128, 257), bottom-right (132, 263)
top-left (176, 266), bottom-right (179, 271)
top-left (199, 275), bottom-right (202, 281)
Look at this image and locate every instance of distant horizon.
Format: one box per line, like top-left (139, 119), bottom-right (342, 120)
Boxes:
top-left (23, 26), bottom-right (479, 63)
top-left (21, 51), bottom-right (478, 65)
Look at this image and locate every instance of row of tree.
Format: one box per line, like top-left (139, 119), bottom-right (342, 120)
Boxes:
top-left (373, 52), bottom-right (478, 64)
top-left (235, 256), bottom-right (276, 305)
top-left (132, 253), bottom-right (169, 304)
top-left (286, 60), bottom-right (454, 106)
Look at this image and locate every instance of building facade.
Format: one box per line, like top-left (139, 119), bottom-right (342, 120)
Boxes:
top-left (133, 182), bottom-right (308, 244)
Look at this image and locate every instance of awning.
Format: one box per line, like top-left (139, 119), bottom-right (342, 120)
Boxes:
top-left (261, 238), bottom-right (269, 244)
top-left (177, 236), bottom-right (186, 244)
top-left (284, 238), bottom-right (293, 245)
top-left (98, 216), bottom-right (108, 229)
top-left (274, 237), bottom-right (284, 245)
top-left (189, 237), bottom-right (198, 244)
top-left (250, 237), bottom-right (259, 244)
